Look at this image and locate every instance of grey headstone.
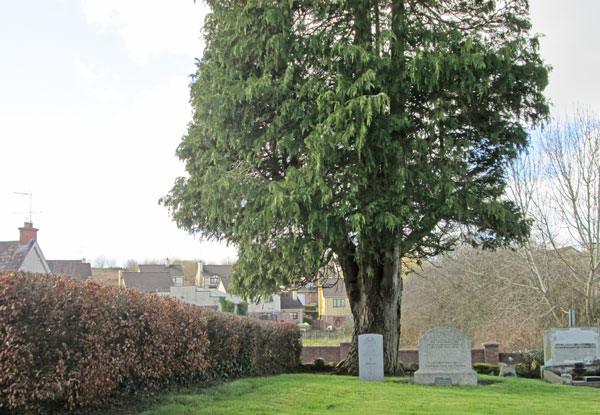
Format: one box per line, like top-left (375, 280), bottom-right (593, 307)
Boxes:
top-left (358, 334), bottom-right (384, 382)
top-left (499, 364), bottom-right (516, 377)
top-left (544, 327), bottom-right (600, 367)
top-left (414, 327), bottom-right (478, 386)
top-left (561, 374), bottom-right (573, 384)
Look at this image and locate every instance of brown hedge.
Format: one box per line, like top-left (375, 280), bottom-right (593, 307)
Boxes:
top-left (0, 272), bottom-right (301, 412)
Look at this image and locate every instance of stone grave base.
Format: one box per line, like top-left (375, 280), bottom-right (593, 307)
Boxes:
top-left (414, 370), bottom-right (478, 386)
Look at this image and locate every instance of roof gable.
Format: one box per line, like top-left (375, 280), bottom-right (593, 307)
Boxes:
top-left (203, 265), bottom-right (233, 290)
top-left (139, 264), bottom-right (184, 278)
top-left (0, 240), bottom-right (50, 273)
top-left (48, 260), bottom-right (92, 280)
top-left (280, 295), bottom-right (304, 310)
top-left (122, 271), bottom-right (174, 293)
top-left (321, 278), bottom-right (347, 298)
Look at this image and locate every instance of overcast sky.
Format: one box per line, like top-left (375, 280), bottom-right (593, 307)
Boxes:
top-left (1, 0), bottom-right (598, 266)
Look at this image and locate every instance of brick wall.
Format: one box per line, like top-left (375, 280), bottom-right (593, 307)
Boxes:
top-left (302, 342), bottom-right (500, 365)
top-left (301, 346), bottom-right (344, 364)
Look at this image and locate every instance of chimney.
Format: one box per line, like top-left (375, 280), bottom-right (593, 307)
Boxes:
top-left (19, 222), bottom-right (38, 246)
top-left (292, 290), bottom-right (298, 300)
top-left (165, 257), bottom-right (171, 267)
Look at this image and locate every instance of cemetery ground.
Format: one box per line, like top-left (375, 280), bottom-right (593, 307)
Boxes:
top-left (134, 374), bottom-right (600, 415)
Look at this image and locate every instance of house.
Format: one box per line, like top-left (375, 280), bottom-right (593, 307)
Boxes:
top-left (139, 261), bottom-right (185, 286)
top-left (120, 271), bottom-right (173, 293)
top-left (172, 260), bottom-right (202, 286)
top-left (196, 263), bottom-right (233, 292)
top-left (0, 222), bottom-right (51, 273)
top-left (47, 259), bottom-right (92, 280)
top-left (159, 285), bottom-right (243, 311)
top-left (280, 294), bottom-right (304, 323)
top-left (297, 283), bottom-right (318, 307)
top-left (318, 277), bottom-right (352, 326)
top-left (247, 292), bottom-right (304, 323)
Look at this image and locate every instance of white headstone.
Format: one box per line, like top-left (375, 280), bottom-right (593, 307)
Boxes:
top-left (358, 334), bottom-right (384, 382)
top-left (414, 327), bottom-right (477, 386)
top-left (544, 327), bottom-right (600, 367)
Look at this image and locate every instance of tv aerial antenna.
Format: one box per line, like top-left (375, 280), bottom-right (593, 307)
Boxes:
top-left (13, 192), bottom-right (43, 222)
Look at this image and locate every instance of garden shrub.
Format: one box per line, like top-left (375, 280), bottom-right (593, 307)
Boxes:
top-left (0, 272), bottom-right (301, 413)
top-left (236, 301), bottom-right (248, 316)
top-left (473, 363), bottom-right (499, 376)
top-left (507, 349), bottom-right (543, 378)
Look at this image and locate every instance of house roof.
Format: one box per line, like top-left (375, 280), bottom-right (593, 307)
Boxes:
top-left (0, 240), bottom-right (50, 272)
top-left (298, 284), bottom-right (318, 293)
top-left (203, 265), bottom-right (233, 290)
top-left (280, 295), bottom-right (304, 310)
top-left (47, 260), bottom-right (92, 280)
top-left (139, 264), bottom-right (184, 278)
top-left (0, 241), bottom-right (26, 271)
top-left (122, 271), bottom-right (173, 293)
top-left (173, 260), bottom-right (199, 285)
top-left (321, 278), bottom-right (347, 298)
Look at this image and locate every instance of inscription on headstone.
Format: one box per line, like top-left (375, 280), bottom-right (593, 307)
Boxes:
top-left (414, 327), bottom-right (477, 386)
top-left (544, 328), bottom-right (600, 367)
top-left (358, 334), bottom-right (384, 382)
top-left (434, 377), bottom-right (452, 386)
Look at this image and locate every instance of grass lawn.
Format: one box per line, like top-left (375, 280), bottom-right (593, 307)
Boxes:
top-left (301, 337), bottom-right (351, 347)
top-left (140, 374), bottom-right (600, 415)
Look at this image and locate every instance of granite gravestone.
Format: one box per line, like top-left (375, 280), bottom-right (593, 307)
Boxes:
top-left (358, 334), bottom-right (384, 382)
top-left (499, 364), bottom-right (516, 377)
top-left (544, 327), bottom-right (600, 367)
top-left (414, 327), bottom-right (477, 386)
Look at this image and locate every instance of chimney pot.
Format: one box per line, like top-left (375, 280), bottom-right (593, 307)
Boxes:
top-left (19, 222), bottom-right (38, 246)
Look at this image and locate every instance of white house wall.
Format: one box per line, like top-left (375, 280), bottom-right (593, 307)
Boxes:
top-left (20, 246), bottom-right (49, 273)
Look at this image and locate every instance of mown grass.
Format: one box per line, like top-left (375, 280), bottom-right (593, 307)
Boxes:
top-left (140, 374), bottom-right (600, 415)
top-left (301, 337), bottom-right (351, 347)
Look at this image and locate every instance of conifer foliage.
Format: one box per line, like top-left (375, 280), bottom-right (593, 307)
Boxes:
top-left (162, 0), bottom-right (548, 374)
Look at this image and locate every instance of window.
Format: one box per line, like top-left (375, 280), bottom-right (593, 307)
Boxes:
top-left (210, 277), bottom-right (220, 285)
top-left (290, 312), bottom-right (298, 320)
top-left (333, 299), bottom-right (345, 308)
top-left (175, 277), bottom-right (183, 286)
top-left (259, 313), bottom-right (271, 321)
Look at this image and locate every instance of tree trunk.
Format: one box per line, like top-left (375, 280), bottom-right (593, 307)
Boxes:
top-left (335, 247), bottom-right (404, 376)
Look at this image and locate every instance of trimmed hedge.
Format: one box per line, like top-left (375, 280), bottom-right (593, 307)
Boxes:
top-left (0, 272), bottom-right (301, 412)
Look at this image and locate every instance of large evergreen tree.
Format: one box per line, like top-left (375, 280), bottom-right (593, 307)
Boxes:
top-left (162, 0), bottom-right (548, 374)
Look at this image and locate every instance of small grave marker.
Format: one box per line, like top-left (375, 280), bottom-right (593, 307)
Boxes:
top-left (358, 334), bottom-right (384, 382)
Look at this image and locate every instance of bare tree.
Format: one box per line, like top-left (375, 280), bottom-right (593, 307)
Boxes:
top-left (509, 110), bottom-right (600, 325)
top-left (93, 256), bottom-right (117, 269)
top-left (401, 246), bottom-right (579, 351)
top-left (124, 259), bottom-right (139, 272)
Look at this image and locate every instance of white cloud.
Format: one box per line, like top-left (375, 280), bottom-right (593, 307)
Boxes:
top-left (73, 56), bottom-right (97, 85)
top-left (81, 0), bottom-right (208, 63)
top-left (73, 56), bottom-right (122, 103)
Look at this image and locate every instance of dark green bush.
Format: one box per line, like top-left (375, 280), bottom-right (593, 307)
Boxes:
top-left (218, 296), bottom-right (236, 313)
top-left (508, 349), bottom-right (543, 378)
top-left (473, 363), bottom-right (499, 376)
top-left (236, 301), bottom-right (248, 316)
top-left (515, 362), bottom-right (541, 378)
